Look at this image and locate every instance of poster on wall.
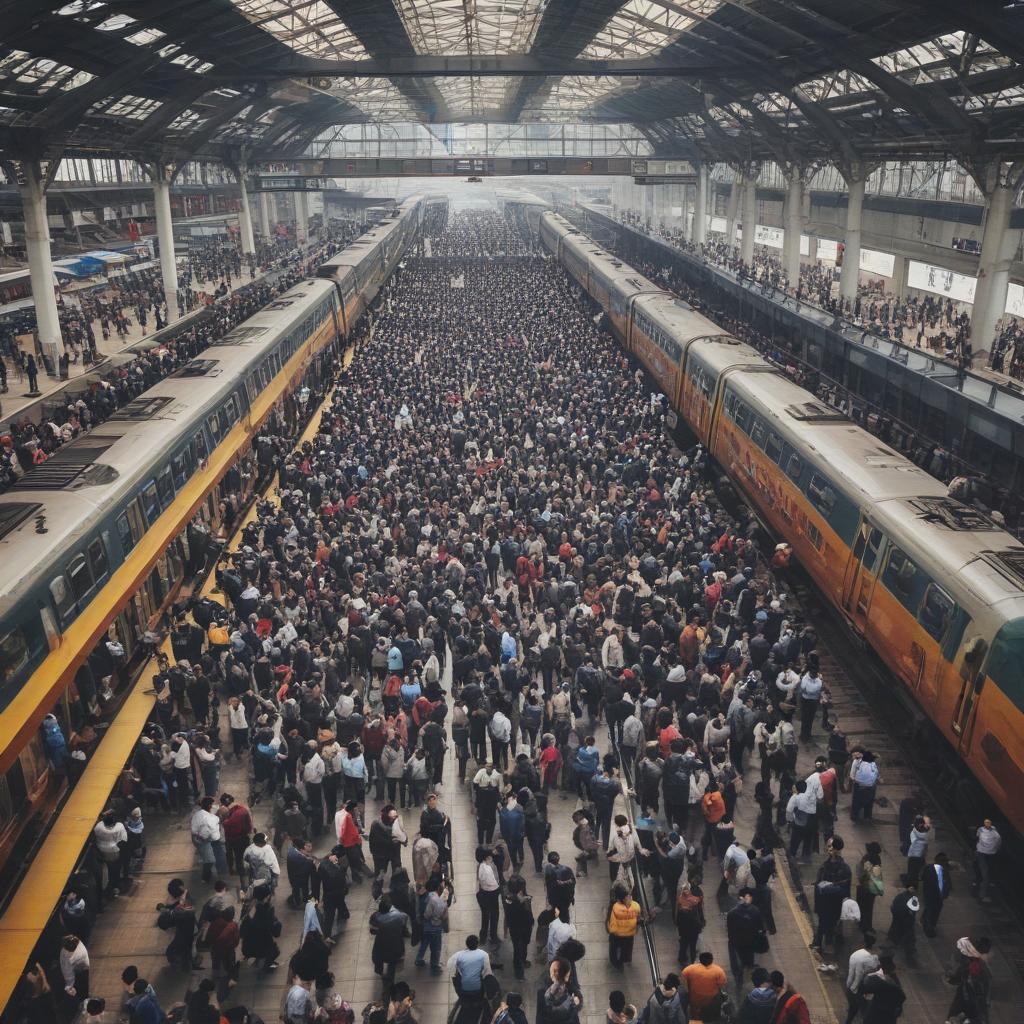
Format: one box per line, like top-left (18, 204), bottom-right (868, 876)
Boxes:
top-left (754, 225), bottom-right (784, 249)
top-left (907, 261), bottom-right (977, 303)
top-left (816, 238), bottom-right (839, 261)
top-left (709, 216), bottom-right (727, 234)
top-left (1005, 282), bottom-right (1024, 316)
top-left (859, 248), bottom-right (896, 278)
top-left (800, 235), bottom-right (810, 256)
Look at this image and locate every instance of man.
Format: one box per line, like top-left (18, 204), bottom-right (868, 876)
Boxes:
top-left (642, 973), bottom-right (685, 1024)
top-left (737, 966), bottom-right (777, 1024)
top-left (681, 952), bottom-right (727, 1021)
top-left (920, 852), bottom-right (952, 937)
top-left (812, 836), bottom-right (852, 953)
top-left (286, 839), bottom-right (316, 909)
top-left (489, 706), bottom-right (512, 770)
top-left (860, 956), bottom-right (905, 1024)
top-left (543, 852), bottom-right (576, 924)
top-left (844, 933), bottom-right (879, 1024)
top-left (369, 895), bottom-right (411, 999)
top-left (447, 934), bottom-right (492, 1000)
top-left (726, 888), bottom-right (765, 989)
top-left (283, 978), bottom-right (318, 1024)
top-left (886, 884), bottom-right (919, 966)
top-left (770, 971), bottom-right (811, 1024)
top-left (242, 832), bottom-right (280, 892)
top-left (414, 878), bottom-right (449, 975)
top-left (973, 819), bottom-right (1001, 902)
top-left (588, 765), bottom-right (622, 850)
top-left (219, 794), bottom-right (252, 881)
top-left (849, 751), bottom-right (879, 822)
top-left (316, 846), bottom-right (350, 938)
top-left (472, 762), bottom-right (502, 845)
top-left (127, 979), bottom-right (164, 1024)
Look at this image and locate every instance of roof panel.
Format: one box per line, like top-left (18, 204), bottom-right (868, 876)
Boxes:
top-left (581, 0), bottom-right (722, 59)
top-left (230, 0), bottom-right (369, 59)
top-left (394, 0), bottom-right (544, 56)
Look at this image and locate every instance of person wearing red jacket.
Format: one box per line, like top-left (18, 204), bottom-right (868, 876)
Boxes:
top-left (361, 715), bottom-right (388, 801)
top-left (770, 971), bottom-right (810, 1024)
top-left (218, 794), bottom-right (252, 882)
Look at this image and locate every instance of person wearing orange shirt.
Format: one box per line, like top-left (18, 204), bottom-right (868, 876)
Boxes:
top-left (701, 781), bottom-right (726, 860)
top-left (682, 951), bottom-right (727, 1020)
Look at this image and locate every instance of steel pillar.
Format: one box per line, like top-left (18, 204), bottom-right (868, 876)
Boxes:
top-left (784, 173), bottom-right (804, 286)
top-left (740, 176), bottom-right (757, 265)
top-left (19, 160), bottom-right (63, 370)
top-left (969, 173), bottom-right (1016, 363)
top-left (152, 176), bottom-right (180, 323)
top-left (839, 176), bottom-right (866, 303)
top-left (694, 165), bottom-right (708, 246)
top-left (237, 172), bottom-right (256, 256)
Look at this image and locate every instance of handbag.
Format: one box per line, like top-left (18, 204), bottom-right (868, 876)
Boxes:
top-left (753, 930), bottom-right (770, 954)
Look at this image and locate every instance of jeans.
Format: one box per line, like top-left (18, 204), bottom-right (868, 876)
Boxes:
top-left (608, 933), bottom-right (634, 968)
top-left (416, 927), bottom-right (444, 970)
top-left (975, 852), bottom-right (995, 899)
top-left (850, 784), bottom-right (876, 821)
top-left (800, 699), bottom-right (818, 740)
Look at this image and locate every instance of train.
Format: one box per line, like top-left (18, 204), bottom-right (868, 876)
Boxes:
top-left (0, 194), bottom-right (431, 881)
top-left (540, 209), bottom-right (1024, 832)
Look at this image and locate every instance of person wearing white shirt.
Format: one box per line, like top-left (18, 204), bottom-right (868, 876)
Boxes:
top-left (974, 818), bottom-right (1002, 901)
top-left (93, 810), bottom-right (128, 896)
top-left (775, 666), bottom-right (800, 703)
top-left (845, 935), bottom-right (880, 1021)
top-left (476, 850), bottom-right (501, 946)
top-left (798, 670), bottom-right (824, 741)
top-left (170, 736), bottom-right (193, 810)
top-left (488, 710), bottom-right (512, 770)
top-left (243, 832), bottom-right (281, 890)
top-left (546, 914), bottom-right (576, 963)
top-left (302, 749), bottom-right (327, 837)
top-left (228, 697), bottom-right (249, 760)
top-left (59, 935), bottom-right (90, 999)
top-left (191, 796), bottom-right (228, 879)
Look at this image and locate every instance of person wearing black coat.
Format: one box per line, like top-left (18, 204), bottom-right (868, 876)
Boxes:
top-left (369, 896), bottom-right (411, 999)
top-left (726, 888), bottom-right (765, 989)
top-left (920, 853), bottom-right (952, 937)
top-left (503, 876), bottom-right (535, 979)
top-left (861, 957), bottom-right (906, 1024)
top-left (315, 848), bottom-right (350, 938)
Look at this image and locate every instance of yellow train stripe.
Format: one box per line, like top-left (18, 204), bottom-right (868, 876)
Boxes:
top-left (0, 316), bottom-right (338, 774)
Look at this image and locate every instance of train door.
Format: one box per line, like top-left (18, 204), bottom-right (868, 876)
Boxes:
top-left (841, 520), bottom-right (884, 632)
top-left (952, 653), bottom-right (986, 753)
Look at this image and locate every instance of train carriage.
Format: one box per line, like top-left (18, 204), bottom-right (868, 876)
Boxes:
top-left (543, 212), bottom-right (1024, 832)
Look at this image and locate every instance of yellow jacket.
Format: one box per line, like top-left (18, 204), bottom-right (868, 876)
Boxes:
top-left (607, 899), bottom-right (641, 937)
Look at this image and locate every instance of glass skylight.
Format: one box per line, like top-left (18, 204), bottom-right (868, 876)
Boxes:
top-left (231, 0), bottom-right (369, 59)
top-left (581, 0), bottom-right (722, 59)
top-left (395, 0), bottom-right (543, 56)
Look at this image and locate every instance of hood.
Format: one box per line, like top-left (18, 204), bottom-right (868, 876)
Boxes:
top-left (747, 986), bottom-right (777, 1005)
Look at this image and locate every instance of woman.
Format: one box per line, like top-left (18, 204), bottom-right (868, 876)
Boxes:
top-left (946, 936), bottom-right (992, 1024)
top-left (673, 880), bottom-right (706, 965)
top-left (341, 741), bottom-right (368, 804)
top-left (539, 957), bottom-right (582, 1024)
top-left (206, 907), bottom-right (240, 1002)
top-left (606, 886), bottom-right (641, 970)
top-left (381, 739), bottom-right (405, 804)
top-left (476, 846), bottom-right (501, 947)
top-left (856, 842), bottom-right (884, 933)
top-left (334, 800), bottom-right (368, 882)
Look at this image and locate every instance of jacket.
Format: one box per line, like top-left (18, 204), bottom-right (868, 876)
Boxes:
top-left (738, 984), bottom-right (778, 1024)
top-left (644, 986), bottom-right (686, 1024)
top-left (726, 900), bottom-right (764, 948)
top-left (607, 899), bottom-right (640, 937)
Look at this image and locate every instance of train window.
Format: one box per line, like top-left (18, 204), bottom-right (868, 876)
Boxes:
top-left (0, 626), bottom-right (31, 684)
top-left (50, 575), bottom-right (74, 624)
top-left (724, 392), bottom-right (736, 416)
top-left (172, 451), bottom-right (190, 489)
top-left (786, 454), bottom-right (803, 481)
top-left (806, 523), bottom-right (823, 550)
top-left (67, 554), bottom-right (93, 603)
top-left (734, 403), bottom-right (751, 432)
top-left (918, 585), bottom-right (954, 642)
top-left (218, 407), bottom-right (231, 436)
top-left (750, 421), bottom-right (766, 448)
top-left (194, 431), bottom-right (208, 462)
top-left (116, 512), bottom-right (134, 553)
top-left (207, 414), bottom-right (221, 444)
top-left (157, 469), bottom-right (174, 509)
top-left (808, 474), bottom-right (837, 516)
top-left (3, 761), bottom-right (25, 816)
top-left (142, 482), bottom-right (161, 524)
top-left (88, 538), bottom-right (108, 581)
top-left (885, 547), bottom-right (917, 595)
top-left (765, 433), bottom-right (784, 464)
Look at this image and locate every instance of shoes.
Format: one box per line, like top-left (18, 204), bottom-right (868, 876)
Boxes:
top-left (414, 961), bottom-right (426, 968)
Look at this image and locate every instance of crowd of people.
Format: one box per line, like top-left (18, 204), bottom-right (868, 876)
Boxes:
top-left (0, 225), bottom-right (361, 493)
top-left (17, 211), bottom-right (1005, 1024)
top-left (616, 209), bottom-right (982, 375)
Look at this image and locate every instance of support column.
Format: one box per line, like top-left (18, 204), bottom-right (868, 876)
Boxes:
top-left (151, 173), bottom-right (180, 323)
top-left (839, 172), bottom-right (866, 303)
top-left (784, 172), bottom-right (804, 286)
top-left (969, 166), bottom-right (1017, 363)
top-left (295, 191), bottom-right (309, 245)
top-left (19, 160), bottom-right (63, 372)
top-left (259, 191), bottom-right (271, 238)
top-left (740, 175), bottom-right (757, 265)
top-left (237, 170), bottom-right (256, 257)
top-left (725, 179), bottom-right (741, 248)
top-left (694, 165), bottom-right (708, 246)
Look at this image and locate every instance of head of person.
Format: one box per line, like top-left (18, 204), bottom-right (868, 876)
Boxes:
top-left (770, 970), bottom-right (786, 992)
top-left (699, 951), bottom-right (714, 967)
top-left (465, 934), bottom-right (480, 950)
top-left (549, 958), bottom-right (572, 984)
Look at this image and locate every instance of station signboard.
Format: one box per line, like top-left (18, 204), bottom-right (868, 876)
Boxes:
top-left (251, 175), bottom-right (328, 192)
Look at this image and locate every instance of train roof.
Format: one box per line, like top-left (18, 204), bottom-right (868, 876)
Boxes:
top-left (0, 278), bottom-right (334, 616)
top-left (636, 294), bottom-right (743, 351)
top-left (319, 195), bottom-right (422, 275)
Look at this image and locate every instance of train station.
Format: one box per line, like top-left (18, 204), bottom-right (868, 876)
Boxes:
top-left (0, 3), bottom-right (1023, 1024)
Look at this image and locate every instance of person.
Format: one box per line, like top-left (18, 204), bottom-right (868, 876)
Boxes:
top-left (905, 815), bottom-right (931, 886)
top-left (369, 895), bottom-right (411, 998)
top-left (607, 814), bottom-right (645, 885)
top-left (674, 879), bottom-right (705, 965)
top-left (207, 907), bottom-right (240, 1002)
top-left (640, 974), bottom-right (684, 1024)
top-left (920, 852), bottom-right (951, 937)
top-left (316, 846), bottom-right (350, 938)
top-left (726, 888), bottom-right (765, 989)
top-left (606, 885), bottom-right (641, 970)
top-left (682, 952), bottom-right (727, 1021)
top-left (539, 958), bottom-right (581, 1024)
top-left (447, 934), bottom-right (492, 1000)
top-left (22, 962), bottom-right (57, 1024)
top-left (283, 978), bottom-right (318, 1024)
top-left (243, 832), bottom-right (280, 892)
top-left (769, 971), bottom-right (810, 1024)
top-left (414, 878), bottom-right (449, 975)
top-left (387, 982), bottom-right (418, 1024)
top-left (476, 846), bottom-right (501, 948)
top-left (286, 839), bottom-right (316, 908)
top-left (494, 992), bottom-right (528, 1024)
top-left (92, 810), bottom-right (128, 897)
top-left (797, 667), bottom-right (823, 742)
top-left (886, 884), bottom-right (919, 966)
top-left (854, 842), bottom-right (883, 934)
top-left (127, 980), bottom-right (164, 1024)
top-left (849, 752), bottom-right (879, 822)
top-left (502, 875), bottom-right (535, 980)
top-left (945, 935), bottom-right (992, 1024)
top-left (972, 819), bottom-right (1000, 902)
top-left (812, 835), bottom-right (852, 953)
top-left (737, 966), bottom-right (777, 1024)
top-left (546, 907), bottom-right (576, 965)
top-left (219, 794), bottom-right (252, 881)
top-left (844, 933), bottom-right (879, 1024)
top-left (242, 883), bottom-right (280, 977)
top-left (860, 956), bottom-right (905, 1024)
top-left (26, 354), bottom-right (38, 394)
top-left (59, 935), bottom-right (90, 1010)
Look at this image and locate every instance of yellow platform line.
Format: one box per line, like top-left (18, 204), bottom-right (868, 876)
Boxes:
top-left (0, 344), bottom-right (352, 1013)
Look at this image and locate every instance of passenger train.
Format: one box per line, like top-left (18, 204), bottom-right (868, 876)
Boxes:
top-left (0, 194), bottom-right (428, 876)
top-left (540, 210), bottom-right (1024, 832)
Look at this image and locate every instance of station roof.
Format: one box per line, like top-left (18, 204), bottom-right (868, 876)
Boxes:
top-left (0, 1), bottom-right (1022, 168)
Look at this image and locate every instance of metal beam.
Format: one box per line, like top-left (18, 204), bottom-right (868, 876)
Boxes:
top-left (205, 53), bottom-right (757, 82)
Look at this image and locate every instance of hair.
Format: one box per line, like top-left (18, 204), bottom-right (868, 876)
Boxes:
top-left (200, 796), bottom-right (215, 811)
top-left (614, 814), bottom-right (628, 828)
top-left (121, 966), bottom-right (139, 985)
top-left (770, 970), bottom-right (785, 988)
top-left (62, 935), bottom-right (80, 951)
top-left (132, 980), bottom-right (150, 995)
top-left (551, 958), bottom-right (572, 983)
top-left (662, 973), bottom-right (680, 990)
top-left (466, 934), bottom-right (479, 950)
top-left (506, 994), bottom-right (522, 1010)
top-left (86, 999), bottom-right (106, 1016)
top-left (698, 951), bottom-right (714, 967)
top-left (863, 932), bottom-right (876, 950)
top-left (377, 896), bottom-right (392, 913)
top-left (609, 992), bottom-right (626, 1013)
top-left (390, 982), bottom-right (412, 1003)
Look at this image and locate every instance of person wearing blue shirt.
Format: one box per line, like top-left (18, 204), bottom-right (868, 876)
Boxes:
top-left (447, 935), bottom-right (492, 996)
top-left (573, 737), bottom-right (600, 799)
top-left (341, 741), bottom-right (368, 803)
top-left (498, 797), bottom-right (526, 869)
top-left (127, 980), bottom-right (165, 1024)
top-left (388, 644), bottom-right (404, 673)
top-left (588, 767), bottom-right (622, 849)
top-left (400, 679), bottom-right (421, 710)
